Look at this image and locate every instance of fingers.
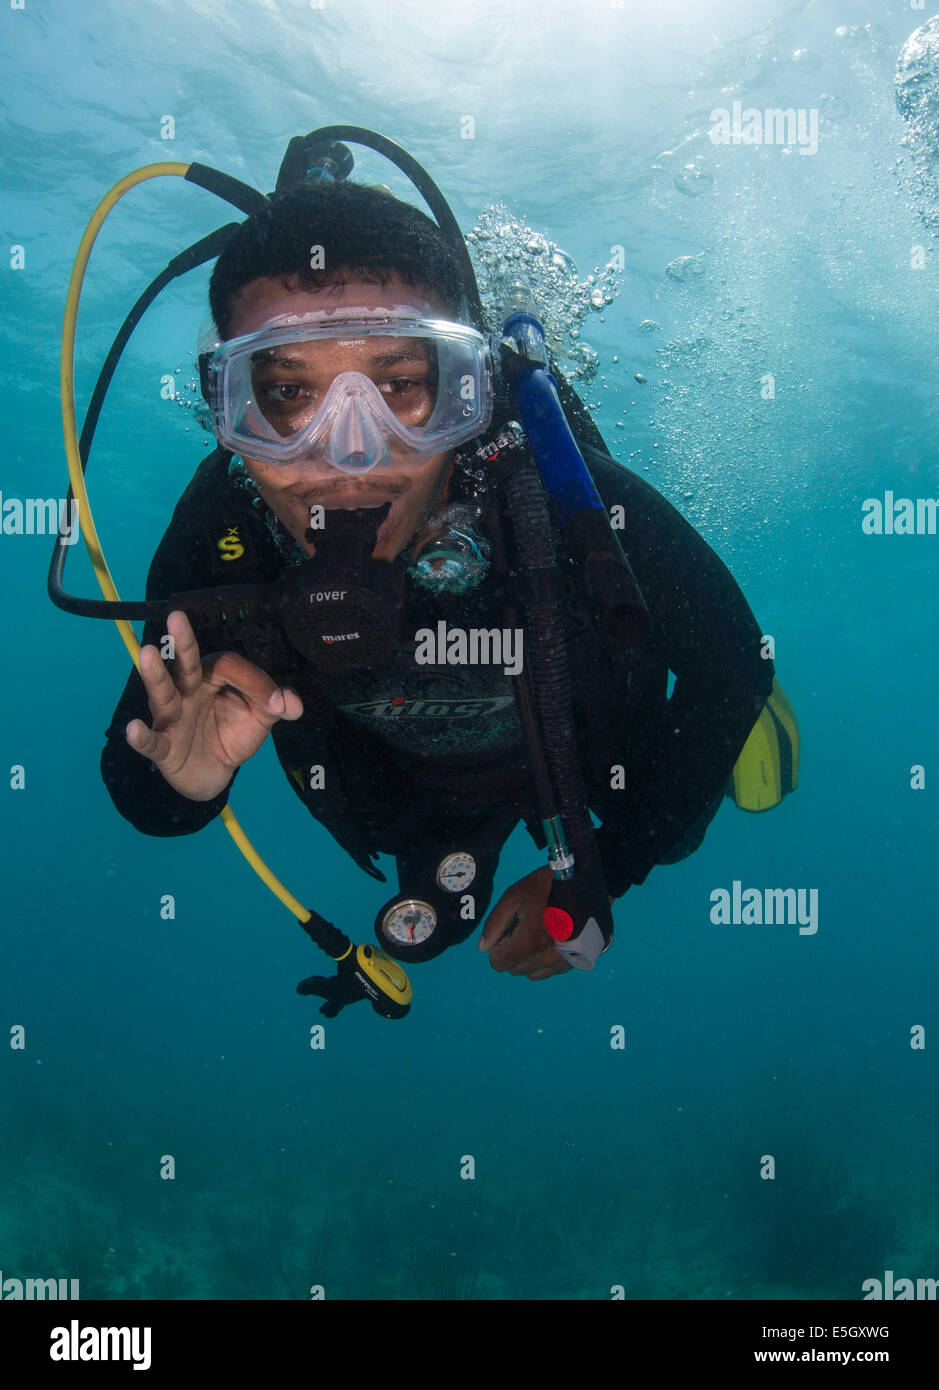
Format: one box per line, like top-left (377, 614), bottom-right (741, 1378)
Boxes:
top-left (125, 716), bottom-right (172, 765)
top-left (478, 887), bottom-right (524, 953)
top-left (512, 954), bottom-right (572, 980)
top-left (149, 612), bottom-right (303, 725)
top-left (486, 913), bottom-right (567, 977)
top-left (165, 610), bottom-right (203, 698)
top-left (137, 640), bottom-right (184, 732)
top-left (201, 650), bottom-right (304, 728)
top-left (480, 866), bottom-right (571, 980)
top-left (489, 938), bottom-right (571, 978)
top-left (128, 611), bottom-right (304, 773)
top-left (497, 939), bottom-right (569, 977)
top-left (479, 866), bottom-right (551, 952)
top-left (525, 963), bottom-right (571, 981)
top-left (136, 611), bottom-right (205, 727)
top-left (279, 686), bottom-right (304, 721)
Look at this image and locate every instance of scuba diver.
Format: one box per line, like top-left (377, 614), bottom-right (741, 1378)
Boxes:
top-left (55, 128), bottom-right (798, 1018)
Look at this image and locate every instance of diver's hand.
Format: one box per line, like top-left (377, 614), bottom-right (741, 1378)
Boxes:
top-left (478, 866), bottom-right (573, 981)
top-left (124, 609), bottom-right (303, 801)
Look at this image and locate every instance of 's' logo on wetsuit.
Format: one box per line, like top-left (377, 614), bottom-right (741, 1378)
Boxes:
top-left (339, 696), bottom-right (515, 720)
top-left (217, 527), bottom-right (245, 561)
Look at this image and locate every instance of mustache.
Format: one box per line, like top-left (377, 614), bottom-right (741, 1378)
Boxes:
top-left (279, 476), bottom-right (411, 503)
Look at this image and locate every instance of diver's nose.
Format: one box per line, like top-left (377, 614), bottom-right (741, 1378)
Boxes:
top-left (323, 385), bottom-right (389, 474)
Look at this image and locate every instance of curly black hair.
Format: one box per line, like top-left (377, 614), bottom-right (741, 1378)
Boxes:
top-left (208, 180), bottom-right (469, 337)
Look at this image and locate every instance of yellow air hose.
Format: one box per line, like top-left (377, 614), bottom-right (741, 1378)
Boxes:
top-left (60, 163), bottom-right (312, 925)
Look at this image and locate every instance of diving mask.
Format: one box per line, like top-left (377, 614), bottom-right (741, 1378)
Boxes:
top-left (199, 300), bottom-right (493, 474)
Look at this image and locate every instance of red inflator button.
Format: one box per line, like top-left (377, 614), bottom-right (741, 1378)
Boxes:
top-left (544, 907), bottom-right (574, 942)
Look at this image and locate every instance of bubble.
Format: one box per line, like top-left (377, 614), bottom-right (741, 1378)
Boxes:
top-left (895, 19), bottom-right (939, 230)
top-left (896, 17), bottom-right (939, 134)
top-left (665, 254), bottom-right (706, 284)
top-left (634, 373), bottom-right (647, 384)
top-left (552, 249), bottom-right (577, 274)
top-left (818, 93), bottom-right (850, 122)
top-left (791, 48), bottom-right (822, 71)
top-left (836, 23), bottom-right (885, 49)
top-left (571, 342), bottom-right (599, 381)
top-left (674, 163), bottom-right (714, 197)
top-left (466, 203), bottom-right (622, 386)
top-left (638, 319), bottom-right (662, 334)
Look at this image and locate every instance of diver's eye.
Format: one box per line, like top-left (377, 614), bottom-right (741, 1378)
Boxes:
top-left (377, 376), bottom-right (435, 427)
top-left (378, 376), bottom-right (429, 397)
top-left (256, 381), bottom-right (311, 411)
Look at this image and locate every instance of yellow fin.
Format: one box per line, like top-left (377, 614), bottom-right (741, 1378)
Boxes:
top-left (729, 677), bottom-right (800, 812)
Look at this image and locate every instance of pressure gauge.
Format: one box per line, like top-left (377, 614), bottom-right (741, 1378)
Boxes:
top-left (436, 851), bottom-right (477, 894)
top-left (380, 899), bottom-right (437, 948)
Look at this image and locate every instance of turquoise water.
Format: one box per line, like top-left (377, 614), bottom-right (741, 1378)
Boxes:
top-left (2, 0), bottom-right (938, 1300)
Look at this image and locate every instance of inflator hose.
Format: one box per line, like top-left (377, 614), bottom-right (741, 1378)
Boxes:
top-left (501, 459), bottom-right (607, 897)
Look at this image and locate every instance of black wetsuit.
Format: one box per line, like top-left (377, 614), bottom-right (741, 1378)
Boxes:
top-left (101, 426), bottom-right (774, 945)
